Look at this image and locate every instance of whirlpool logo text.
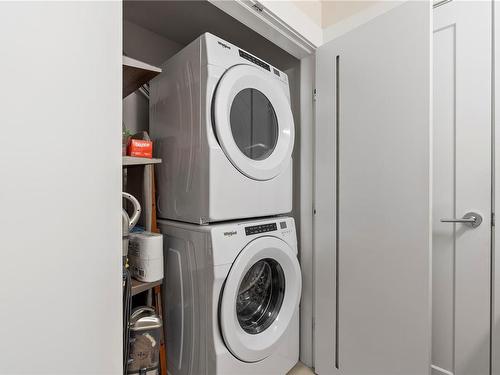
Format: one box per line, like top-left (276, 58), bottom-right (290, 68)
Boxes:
top-left (217, 41), bottom-right (231, 50)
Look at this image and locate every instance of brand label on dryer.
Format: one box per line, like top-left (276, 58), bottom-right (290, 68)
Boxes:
top-left (217, 41), bottom-right (231, 50)
top-left (223, 231), bottom-right (237, 237)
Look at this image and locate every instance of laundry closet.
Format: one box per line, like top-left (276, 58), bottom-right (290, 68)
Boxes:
top-left (122, 2), bottom-right (305, 375)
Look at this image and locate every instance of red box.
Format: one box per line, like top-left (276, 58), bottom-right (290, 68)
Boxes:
top-left (127, 138), bottom-right (153, 158)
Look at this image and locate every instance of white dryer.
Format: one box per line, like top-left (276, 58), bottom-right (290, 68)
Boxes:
top-left (158, 217), bottom-right (301, 375)
top-left (150, 33), bottom-right (295, 224)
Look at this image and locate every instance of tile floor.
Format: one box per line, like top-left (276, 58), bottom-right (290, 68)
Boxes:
top-left (288, 362), bottom-right (315, 375)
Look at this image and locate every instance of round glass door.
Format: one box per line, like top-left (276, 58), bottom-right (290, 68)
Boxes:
top-left (230, 89), bottom-right (279, 161)
top-left (219, 236), bottom-right (301, 363)
top-left (212, 64), bottom-right (294, 181)
top-left (236, 258), bottom-right (285, 334)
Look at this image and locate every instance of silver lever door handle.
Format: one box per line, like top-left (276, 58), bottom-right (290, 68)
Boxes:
top-left (440, 212), bottom-right (482, 228)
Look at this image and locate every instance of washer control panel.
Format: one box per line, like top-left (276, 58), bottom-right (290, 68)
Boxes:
top-left (245, 223), bottom-right (277, 236)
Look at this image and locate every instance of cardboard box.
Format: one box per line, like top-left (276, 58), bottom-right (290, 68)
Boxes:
top-left (127, 138), bottom-right (153, 158)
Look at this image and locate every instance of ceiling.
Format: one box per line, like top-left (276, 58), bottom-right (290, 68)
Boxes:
top-left (292, 0), bottom-right (383, 29)
top-left (123, 0), bottom-right (298, 70)
top-left (321, 1), bottom-right (381, 28)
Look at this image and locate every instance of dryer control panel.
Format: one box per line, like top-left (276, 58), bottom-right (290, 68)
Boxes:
top-left (204, 33), bottom-right (288, 84)
top-left (238, 50), bottom-right (271, 72)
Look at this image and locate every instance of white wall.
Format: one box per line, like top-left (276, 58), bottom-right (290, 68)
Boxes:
top-left (290, 0), bottom-right (383, 30)
top-left (0, 3), bottom-right (122, 373)
top-left (260, 0), bottom-right (323, 47)
top-left (321, 1), bottom-right (379, 27)
top-left (123, 19), bottom-right (183, 68)
top-left (322, 1), bottom-right (403, 42)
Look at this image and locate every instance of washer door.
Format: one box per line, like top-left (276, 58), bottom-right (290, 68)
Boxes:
top-left (213, 64), bottom-right (294, 181)
top-left (219, 236), bottom-right (301, 362)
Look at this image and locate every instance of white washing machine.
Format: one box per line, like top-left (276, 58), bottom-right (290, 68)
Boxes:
top-left (150, 33), bottom-right (295, 224)
top-left (158, 216), bottom-right (301, 375)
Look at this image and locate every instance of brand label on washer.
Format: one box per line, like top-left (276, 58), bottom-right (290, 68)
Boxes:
top-left (223, 230), bottom-right (237, 237)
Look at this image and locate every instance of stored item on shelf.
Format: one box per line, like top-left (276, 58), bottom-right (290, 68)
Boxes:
top-left (129, 231), bottom-right (164, 282)
top-left (127, 131), bottom-right (153, 158)
top-left (128, 306), bottom-right (162, 375)
top-left (123, 129), bottom-right (132, 156)
top-left (122, 192), bottom-right (142, 259)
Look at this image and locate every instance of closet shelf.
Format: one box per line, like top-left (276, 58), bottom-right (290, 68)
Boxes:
top-left (131, 278), bottom-right (163, 296)
top-left (123, 55), bottom-right (161, 98)
top-left (122, 156), bottom-right (162, 166)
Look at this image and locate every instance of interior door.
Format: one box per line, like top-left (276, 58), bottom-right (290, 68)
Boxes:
top-left (314, 2), bottom-right (432, 374)
top-left (432, 2), bottom-right (492, 375)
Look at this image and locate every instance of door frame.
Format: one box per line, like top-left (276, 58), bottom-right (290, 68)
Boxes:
top-left (208, 0), bottom-right (321, 58)
top-left (493, 1), bottom-right (500, 374)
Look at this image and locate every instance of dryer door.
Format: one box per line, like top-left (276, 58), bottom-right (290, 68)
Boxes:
top-left (219, 236), bottom-right (301, 362)
top-left (212, 64), bottom-right (294, 181)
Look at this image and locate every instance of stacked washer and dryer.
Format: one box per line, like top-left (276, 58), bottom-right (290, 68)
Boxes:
top-left (150, 33), bottom-right (301, 375)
